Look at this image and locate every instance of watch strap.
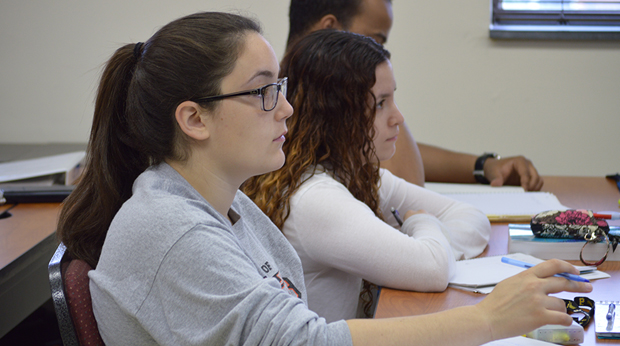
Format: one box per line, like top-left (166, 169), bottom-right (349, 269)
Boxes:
top-left (474, 153), bottom-right (499, 184)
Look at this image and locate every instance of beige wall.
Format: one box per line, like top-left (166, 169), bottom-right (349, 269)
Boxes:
top-left (1, 1), bottom-right (618, 176)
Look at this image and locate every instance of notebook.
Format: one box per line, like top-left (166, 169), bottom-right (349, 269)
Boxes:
top-left (448, 253), bottom-right (608, 294)
top-left (424, 183), bottom-right (568, 222)
top-left (595, 301), bottom-right (620, 339)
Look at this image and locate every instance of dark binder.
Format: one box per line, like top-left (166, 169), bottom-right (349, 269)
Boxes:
top-left (0, 185), bottom-right (75, 204)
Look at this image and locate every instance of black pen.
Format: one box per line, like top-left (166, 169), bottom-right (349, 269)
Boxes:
top-left (390, 207), bottom-right (403, 226)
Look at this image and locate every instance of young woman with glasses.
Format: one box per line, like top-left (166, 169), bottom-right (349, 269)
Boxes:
top-left (57, 12), bottom-right (591, 346)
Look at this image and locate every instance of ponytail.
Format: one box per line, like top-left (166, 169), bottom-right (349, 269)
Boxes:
top-left (57, 44), bottom-right (148, 267)
top-left (57, 12), bottom-right (262, 267)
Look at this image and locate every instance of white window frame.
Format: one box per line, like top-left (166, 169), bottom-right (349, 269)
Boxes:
top-left (490, 0), bottom-right (620, 40)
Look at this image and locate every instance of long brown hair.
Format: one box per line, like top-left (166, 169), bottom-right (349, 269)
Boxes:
top-left (244, 29), bottom-right (390, 229)
top-left (57, 12), bottom-right (261, 268)
top-left (243, 30), bottom-right (391, 317)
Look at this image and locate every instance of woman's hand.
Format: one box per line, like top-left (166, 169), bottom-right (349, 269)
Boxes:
top-left (475, 259), bottom-right (593, 341)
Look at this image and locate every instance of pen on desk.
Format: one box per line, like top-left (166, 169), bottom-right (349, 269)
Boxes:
top-left (500, 257), bottom-right (590, 283)
top-left (390, 207), bottom-right (404, 227)
top-left (608, 303), bottom-right (616, 321)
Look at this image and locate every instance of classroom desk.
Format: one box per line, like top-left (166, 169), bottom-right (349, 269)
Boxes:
top-left (1, 176), bottom-right (617, 340)
top-left (0, 203), bottom-right (61, 337)
top-left (0, 143), bottom-right (84, 337)
top-left (375, 176), bottom-right (620, 345)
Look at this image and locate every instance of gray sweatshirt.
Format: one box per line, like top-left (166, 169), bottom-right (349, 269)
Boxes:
top-left (89, 163), bottom-right (352, 346)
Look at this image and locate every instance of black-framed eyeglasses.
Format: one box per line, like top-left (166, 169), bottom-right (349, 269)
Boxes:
top-left (193, 77), bottom-right (287, 112)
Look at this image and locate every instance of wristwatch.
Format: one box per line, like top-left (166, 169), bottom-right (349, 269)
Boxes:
top-left (473, 152), bottom-right (500, 184)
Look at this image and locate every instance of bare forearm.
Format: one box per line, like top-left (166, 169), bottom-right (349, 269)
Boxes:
top-left (418, 144), bottom-right (543, 190)
top-left (419, 143), bottom-right (477, 183)
top-left (381, 123), bottom-right (542, 189)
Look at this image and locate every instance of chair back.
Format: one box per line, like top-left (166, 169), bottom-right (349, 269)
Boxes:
top-left (48, 243), bottom-right (105, 346)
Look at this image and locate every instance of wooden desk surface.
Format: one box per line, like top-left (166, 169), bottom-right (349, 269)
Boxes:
top-left (0, 203), bottom-right (61, 269)
top-left (375, 176), bottom-right (620, 345)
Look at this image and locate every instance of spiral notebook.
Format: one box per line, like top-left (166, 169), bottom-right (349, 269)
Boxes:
top-left (595, 301), bottom-right (620, 339)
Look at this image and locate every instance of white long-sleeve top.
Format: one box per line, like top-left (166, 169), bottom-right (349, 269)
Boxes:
top-left (282, 167), bottom-right (491, 323)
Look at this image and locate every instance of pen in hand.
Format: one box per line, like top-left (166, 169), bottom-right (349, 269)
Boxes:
top-left (500, 257), bottom-right (590, 283)
top-left (390, 207), bottom-right (403, 226)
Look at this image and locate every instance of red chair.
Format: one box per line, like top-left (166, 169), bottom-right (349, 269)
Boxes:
top-left (48, 243), bottom-right (105, 346)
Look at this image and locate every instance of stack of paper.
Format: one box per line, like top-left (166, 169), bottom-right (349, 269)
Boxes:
top-left (0, 151), bottom-right (85, 186)
top-left (425, 183), bottom-right (526, 195)
top-left (425, 183), bottom-right (569, 223)
top-left (449, 253), bottom-right (609, 294)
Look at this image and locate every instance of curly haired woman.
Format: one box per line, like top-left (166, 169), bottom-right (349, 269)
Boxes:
top-left (244, 29), bottom-right (492, 322)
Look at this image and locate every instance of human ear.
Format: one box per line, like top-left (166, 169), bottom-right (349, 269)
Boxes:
top-left (174, 101), bottom-right (210, 141)
top-left (316, 14), bottom-right (343, 30)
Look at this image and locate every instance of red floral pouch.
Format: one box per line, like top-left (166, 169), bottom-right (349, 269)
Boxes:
top-left (530, 209), bottom-right (616, 266)
top-left (531, 209), bottom-right (609, 239)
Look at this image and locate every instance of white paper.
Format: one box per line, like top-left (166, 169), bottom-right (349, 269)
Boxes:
top-left (449, 253), bottom-right (538, 288)
top-left (425, 183), bottom-right (569, 218)
top-left (443, 192), bottom-right (568, 217)
top-left (448, 253), bottom-right (609, 294)
top-left (425, 182), bottom-right (525, 194)
top-left (0, 151), bottom-right (85, 185)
